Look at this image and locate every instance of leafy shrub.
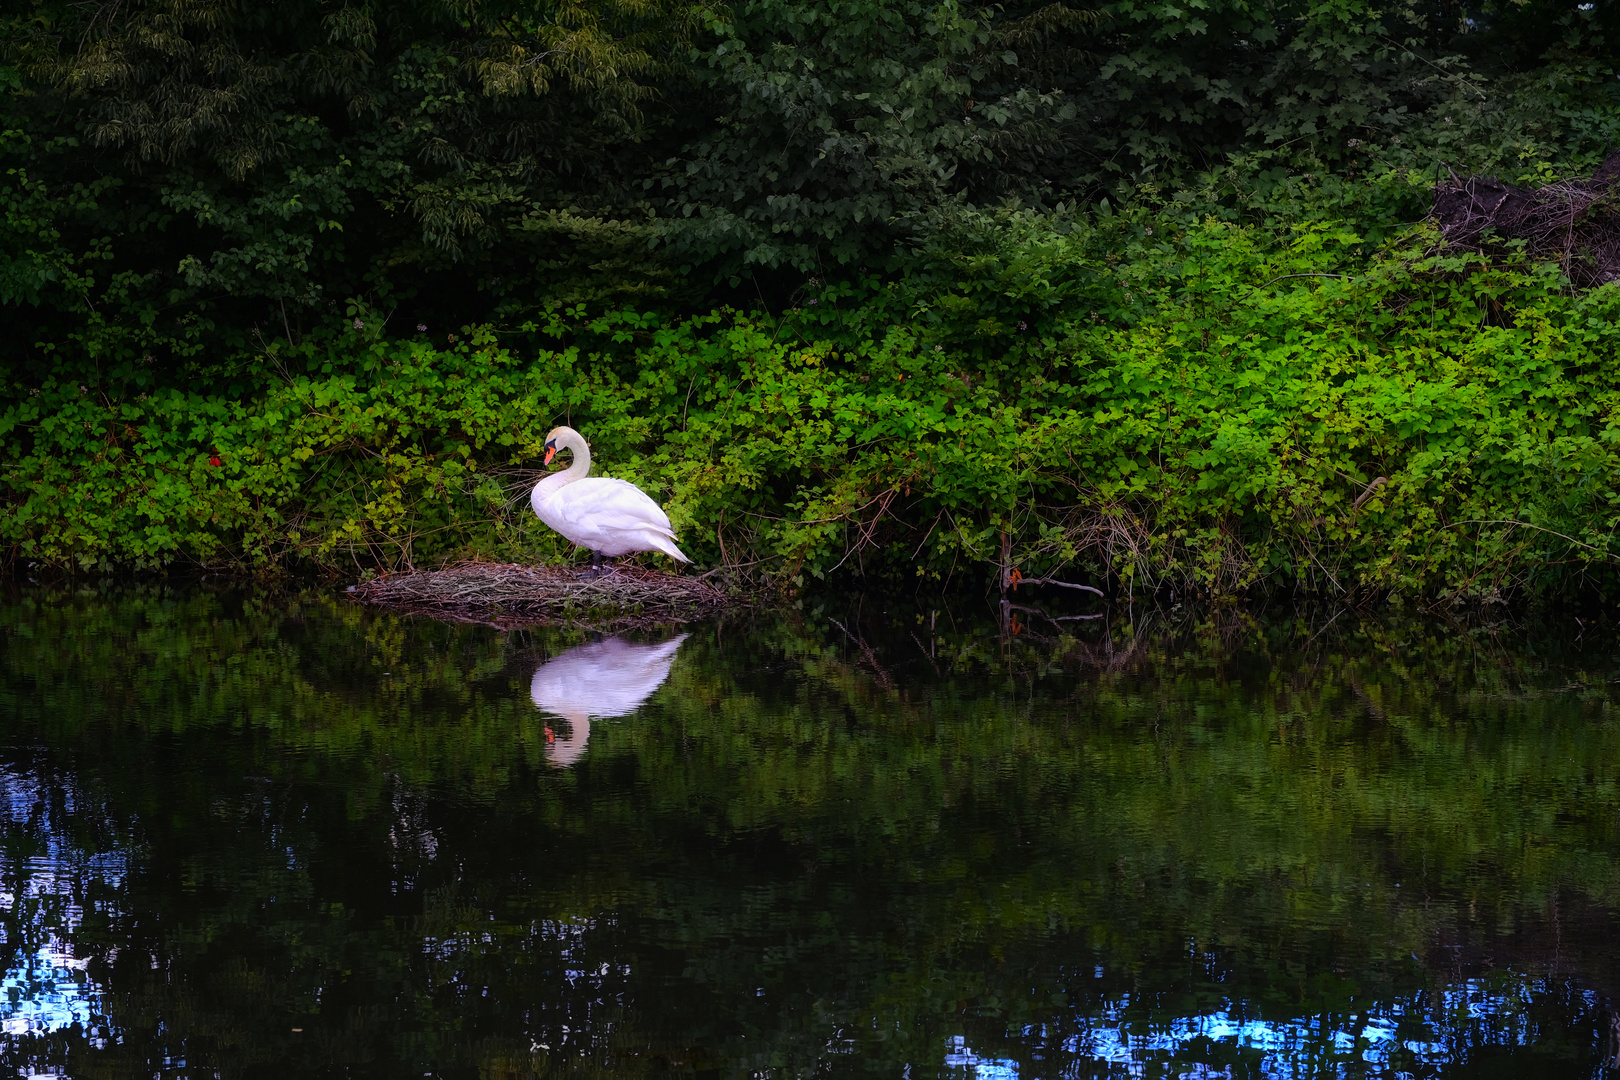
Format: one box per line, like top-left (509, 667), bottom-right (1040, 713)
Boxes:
top-left (6, 211), bottom-right (1620, 600)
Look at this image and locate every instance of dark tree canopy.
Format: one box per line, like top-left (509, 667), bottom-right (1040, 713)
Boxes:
top-left (1, 0), bottom-right (1616, 377)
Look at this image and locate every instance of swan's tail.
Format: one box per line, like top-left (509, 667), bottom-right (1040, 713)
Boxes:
top-left (647, 533), bottom-right (691, 564)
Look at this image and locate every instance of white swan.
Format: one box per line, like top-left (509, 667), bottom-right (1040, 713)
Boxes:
top-left (530, 634), bottom-right (690, 767)
top-left (530, 426), bottom-right (690, 567)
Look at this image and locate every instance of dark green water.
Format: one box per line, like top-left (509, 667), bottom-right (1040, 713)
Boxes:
top-left (2, 589), bottom-right (1619, 1079)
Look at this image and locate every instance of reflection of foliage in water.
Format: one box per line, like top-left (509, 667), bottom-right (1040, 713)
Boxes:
top-left (0, 588), bottom-right (1618, 1076)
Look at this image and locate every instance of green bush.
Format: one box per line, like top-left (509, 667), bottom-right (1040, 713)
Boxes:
top-left (5, 211), bottom-right (1620, 600)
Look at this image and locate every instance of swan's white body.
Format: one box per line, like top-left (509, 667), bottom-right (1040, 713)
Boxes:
top-left (530, 426), bottom-right (690, 563)
top-left (529, 634), bottom-right (689, 767)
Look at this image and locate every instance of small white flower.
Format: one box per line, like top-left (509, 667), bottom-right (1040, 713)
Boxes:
top-left (417, 323), bottom-right (427, 332)
top-left (353, 318), bottom-right (364, 330)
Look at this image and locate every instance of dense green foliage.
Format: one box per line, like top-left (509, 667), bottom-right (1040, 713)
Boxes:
top-left (2, 589), bottom-right (1618, 1074)
top-left (4, 0), bottom-right (1616, 352)
top-left (4, 0), bottom-right (1620, 594)
top-left (9, 210), bottom-right (1620, 598)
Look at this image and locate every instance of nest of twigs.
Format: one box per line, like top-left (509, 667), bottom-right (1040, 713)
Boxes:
top-left (347, 563), bottom-right (736, 628)
top-left (1432, 150), bottom-right (1620, 287)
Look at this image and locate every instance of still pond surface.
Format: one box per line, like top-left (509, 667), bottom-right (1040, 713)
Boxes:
top-left (1, 588), bottom-right (1619, 1078)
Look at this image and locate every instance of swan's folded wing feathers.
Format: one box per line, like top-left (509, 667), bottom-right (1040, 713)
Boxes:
top-left (552, 478), bottom-right (678, 537)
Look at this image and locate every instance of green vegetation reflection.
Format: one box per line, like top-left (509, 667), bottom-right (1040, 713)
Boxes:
top-left (1, 589), bottom-right (1619, 1076)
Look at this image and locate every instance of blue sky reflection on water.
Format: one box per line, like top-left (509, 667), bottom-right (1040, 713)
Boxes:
top-left (936, 978), bottom-right (1613, 1077)
top-left (2, 942), bottom-right (104, 1040)
top-left (0, 768), bottom-right (120, 1053)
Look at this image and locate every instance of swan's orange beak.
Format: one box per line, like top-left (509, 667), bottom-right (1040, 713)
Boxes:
top-left (544, 442), bottom-right (557, 466)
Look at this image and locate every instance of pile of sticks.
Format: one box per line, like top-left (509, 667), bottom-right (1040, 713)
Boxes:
top-left (347, 563), bottom-right (733, 625)
top-left (1432, 151), bottom-right (1620, 287)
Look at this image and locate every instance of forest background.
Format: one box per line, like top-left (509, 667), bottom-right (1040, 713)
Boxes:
top-left (3, 0), bottom-right (1620, 601)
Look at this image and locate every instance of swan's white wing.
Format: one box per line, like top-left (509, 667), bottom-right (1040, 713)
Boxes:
top-left (531, 634), bottom-right (690, 720)
top-left (552, 478), bottom-right (676, 537)
top-left (532, 475), bottom-right (689, 559)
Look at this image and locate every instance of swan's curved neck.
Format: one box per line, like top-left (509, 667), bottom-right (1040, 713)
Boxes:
top-left (554, 428), bottom-right (591, 484)
top-left (536, 428), bottom-right (592, 502)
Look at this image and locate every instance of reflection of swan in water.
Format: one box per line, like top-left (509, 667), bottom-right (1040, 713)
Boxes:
top-left (530, 634), bottom-right (689, 767)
